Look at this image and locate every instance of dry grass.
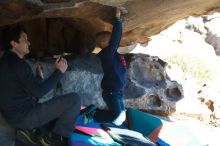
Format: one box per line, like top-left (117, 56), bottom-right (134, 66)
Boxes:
top-left (162, 53), bottom-right (213, 82)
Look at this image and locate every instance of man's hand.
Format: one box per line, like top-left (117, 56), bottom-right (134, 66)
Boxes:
top-left (54, 57), bottom-right (68, 73)
top-left (116, 7), bottom-right (121, 18)
top-left (36, 63), bottom-right (44, 79)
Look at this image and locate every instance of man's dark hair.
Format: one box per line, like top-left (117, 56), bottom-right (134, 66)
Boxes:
top-left (3, 25), bottom-right (26, 51)
top-left (95, 31), bottom-right (111, 38)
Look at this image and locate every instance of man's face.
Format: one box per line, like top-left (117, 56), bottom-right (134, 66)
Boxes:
top-left (12, 31), bottom-right (30, 56)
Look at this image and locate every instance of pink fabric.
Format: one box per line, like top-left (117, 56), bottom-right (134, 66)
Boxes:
top-left (75, 126), bottom-right (99, 136)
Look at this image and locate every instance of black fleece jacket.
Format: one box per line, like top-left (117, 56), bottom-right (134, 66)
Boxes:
top-left (0, 51), bottom-right (63, 125)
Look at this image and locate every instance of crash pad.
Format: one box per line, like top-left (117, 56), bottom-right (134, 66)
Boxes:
top-left (126, 108), bottom-right (201, 146)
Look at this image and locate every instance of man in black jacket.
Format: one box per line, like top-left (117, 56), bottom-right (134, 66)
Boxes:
top-left (0, 25), bottom-right (81, 146)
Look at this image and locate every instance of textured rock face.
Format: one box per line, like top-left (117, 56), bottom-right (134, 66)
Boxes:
top-left (1, 0), bottom-right (220, 55)
top-left (27, 53), bottom-right (183, 115)
top-left (206, 13), bottom-right (220, 55)
top-left (124, 54), bottom-right (183, 114)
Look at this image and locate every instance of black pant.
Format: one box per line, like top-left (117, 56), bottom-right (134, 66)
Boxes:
top-left (94, 91), bottom-right (125, 123)
top-left (14, 93), bottom-right (81, 138)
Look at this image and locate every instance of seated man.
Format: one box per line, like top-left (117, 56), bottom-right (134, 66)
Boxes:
top-left (0, 25), bottom-right (81, 146)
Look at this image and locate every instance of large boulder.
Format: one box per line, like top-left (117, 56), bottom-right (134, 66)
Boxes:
top-left (28, 53), bottom-right (183, 115)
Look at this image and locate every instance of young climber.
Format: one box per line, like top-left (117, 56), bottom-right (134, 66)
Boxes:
top-left (83, 7), bottom-right (127, 126)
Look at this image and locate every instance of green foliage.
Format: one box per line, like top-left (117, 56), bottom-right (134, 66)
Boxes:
top-left (162, 54), bottom-right (213, 81)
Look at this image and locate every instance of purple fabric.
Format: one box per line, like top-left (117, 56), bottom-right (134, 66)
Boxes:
top-left (71, 141), bottom-right (93, 146)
